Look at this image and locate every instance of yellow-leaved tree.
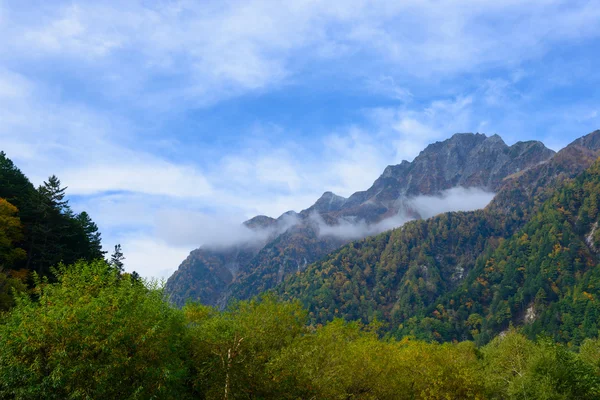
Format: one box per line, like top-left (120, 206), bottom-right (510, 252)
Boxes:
top-left (0, 198), bottom-right (27, 310)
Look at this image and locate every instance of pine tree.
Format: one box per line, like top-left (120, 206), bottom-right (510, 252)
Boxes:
top-left (39, 175), bottom-right (69, 213)
top-left (75, 211), bottom-right (104, 259)
top-left (110, 244), bottom-right (125, 273)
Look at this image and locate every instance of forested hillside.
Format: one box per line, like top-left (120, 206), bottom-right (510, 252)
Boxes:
top-left (0, 152), bottom-right (104, 309)
top-left (278, 131), bottom-right (600, 345)
top-left (411, 156), bottom-right (600, 345)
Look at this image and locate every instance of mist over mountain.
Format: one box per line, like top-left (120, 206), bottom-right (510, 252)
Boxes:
top-left (165, 132), bottom-right (555, 307)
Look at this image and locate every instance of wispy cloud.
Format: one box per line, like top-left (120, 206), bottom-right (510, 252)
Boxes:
top-left (1, 0), bottom-right (599, 278)
top-left (3, 1), bottom-right (599, 107)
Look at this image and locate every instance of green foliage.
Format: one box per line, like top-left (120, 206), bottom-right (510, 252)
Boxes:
top-left (482, 330), bottom-right (600, 399)
top-left (279, 210), bottom-right (508, 330)
top-left (2, 260), bottom-right (600, 398)
top-left (184, 295), bottom-right (308, 398)
top-left (427, 159), bottom-right (600, 345)
top-left (0, 260), bottom-right (190, 399)
top-left (271, 319), bottom-right (487, 399)
top-left (0, 198), bottom-right (27, 268)
top-left (0, 269), bottom-right (27, 311)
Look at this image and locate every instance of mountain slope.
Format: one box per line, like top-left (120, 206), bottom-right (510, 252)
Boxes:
top-left (415, 153), bottom-right (600, 345)
top-left (166, 133), bottom-right (555, 307)
top-left (277, 130), bottom-right (600, 344)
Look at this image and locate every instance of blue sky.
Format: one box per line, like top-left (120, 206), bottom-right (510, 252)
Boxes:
top-left (1, 0), bottom-right (599, 278)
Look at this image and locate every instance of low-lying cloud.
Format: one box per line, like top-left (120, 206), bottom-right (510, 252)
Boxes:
top-left (155, 187), bottom-right (493, 259)
top-left (410, 187), bottom-right (496, 219)
top-left (310, 212), bottom-right (412, 241)
top-left (155, 210), bottom-right (300, 249)
top-left (315, 187), bottom-right (495, 241)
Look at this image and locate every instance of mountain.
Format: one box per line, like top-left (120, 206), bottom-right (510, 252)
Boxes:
top-left (277, 130), bottom-right (600, 345)
top-left (165, 133), bottom-right (555, 307)
top-left (322, 133), bottom-right (553, 224)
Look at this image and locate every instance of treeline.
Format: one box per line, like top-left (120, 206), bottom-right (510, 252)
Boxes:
top-left (0, 151), bottom-right (104, 310)
top-left (1, 259), bottom-right (600, 399)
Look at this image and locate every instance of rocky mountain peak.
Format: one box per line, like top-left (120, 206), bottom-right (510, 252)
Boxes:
top-left (378, 133), bottom-right (553, 197)
top-left (243, 215), bottom-right (276, 230)
top-left (479, 133), bottom-right (506, 148)
top-left (304, 191), bottom-right (347, 214)
top-left (569, 129), bottom-right (600, 151)
top-left (417, 132), bottom-right (487, 158)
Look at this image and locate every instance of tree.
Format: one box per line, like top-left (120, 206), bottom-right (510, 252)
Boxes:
top-left (0, 198), bottom-right (27, 268)
top-left (39, 175), bottom-right (69, 213)
top-left (185, 295), bottom-right (307, 398)
top-left (0, 269), bottom-right (27, 311)
top-left (75, 211), bottom-right (104, 259)
top-left (0, 260), bottom-right (190, 399)
top-left (109, 244), bottom-right (125, 273)
top-left (0, 153), bottom-right (103, 278)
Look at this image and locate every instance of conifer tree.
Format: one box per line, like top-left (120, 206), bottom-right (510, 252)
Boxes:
top-left (39, 175), bottom-right (69, 213)
top-left (75, 211), bottom-right (104, 259)
top-left (109, 244), bottom-right (125, 273)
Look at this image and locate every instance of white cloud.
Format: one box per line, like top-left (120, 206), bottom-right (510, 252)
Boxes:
top-left (0, 69), bottom-right (33, 99)
top-left (62, 162), bottom-right (213, 198)
top-left (1, 0), bottom-right (598, 280)
top-left (367, 95), bottom-right (476, 162)
top-left (313, 187), bottom-right (495, 240)
top-left (2, 1), bottom-right (598, 107)
top-left (113, 235), bottom-right (191, 280)
top-left (410, 187), bottom-right (496, 219)
top-left (311, 211), bottom-right (411, 241)
top-left (322, 129), bottom-right (390, 197)
top-left (154, 208), bottom-right (300, 248)
top-left (366, 75), bottom-right (413, 101)
top-left (22, 4), bottom-right (122, 57)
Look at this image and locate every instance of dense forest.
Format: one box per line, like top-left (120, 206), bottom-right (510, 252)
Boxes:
top-left (2, 259), bottom-right (600, 399)
top-left (4, 148), bottom-right (600, 398)
top-left (0, 152), bottom-right (107, 310)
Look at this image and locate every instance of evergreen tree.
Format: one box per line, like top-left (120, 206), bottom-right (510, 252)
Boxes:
top-left (39, 175), bottom-right (69, 213)
top-left (75, 211), bottom-right (104, 259)
top-left (110, 244), bottom-right (125, 273)
top-left (0, 152), bottom-right (104, 282)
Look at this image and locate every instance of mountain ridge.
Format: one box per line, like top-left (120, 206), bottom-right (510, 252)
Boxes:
top-left (277, 129), bottom-right (600, 343)
top-left (165, 132), bottom-right (556, 307)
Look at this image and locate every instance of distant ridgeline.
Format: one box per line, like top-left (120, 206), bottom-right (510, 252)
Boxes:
top-left (0, 151), bottom-right (105, 310)
top-left (168, 129), bottom-right (600, 345)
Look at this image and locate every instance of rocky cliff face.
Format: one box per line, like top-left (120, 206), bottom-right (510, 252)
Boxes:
top-left (165, 132), bottom-right (556, 307)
